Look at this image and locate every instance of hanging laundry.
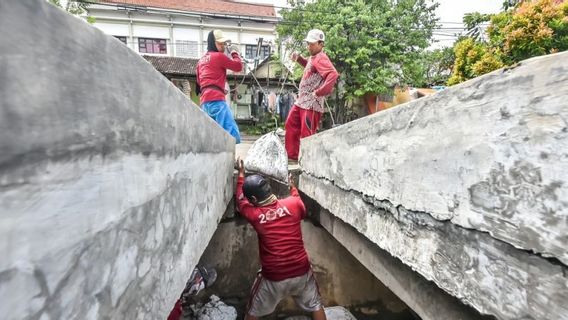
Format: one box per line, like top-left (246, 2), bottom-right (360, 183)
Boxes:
top-left (268, 91), bottom-right (277, 113)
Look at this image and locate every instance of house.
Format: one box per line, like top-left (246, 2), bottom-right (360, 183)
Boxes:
top-left (87, 0), bottom-right (282, 121)
top-left (142, 55), bottom-right (200, 104)
top-left (87, 0), bottom-right (278, 61)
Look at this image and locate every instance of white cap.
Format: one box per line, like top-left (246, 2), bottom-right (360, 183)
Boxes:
top-left (213, 30), bottom-right (229, 43)
top-left (304, 29), bottom-right (325, 43)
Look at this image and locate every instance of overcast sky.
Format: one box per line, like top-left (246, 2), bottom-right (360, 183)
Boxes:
top-left (432, 0), bottom-right (503, 48)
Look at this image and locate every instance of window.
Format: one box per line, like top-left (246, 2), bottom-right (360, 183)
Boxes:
top-left (175, 40), bottom-right (198, 58)
top-left (138, 38), bottom-right (167, 54)
top-left (114, 36), bottom-right (127, 45)
top-left (245, 44), bottom-right (271, 60)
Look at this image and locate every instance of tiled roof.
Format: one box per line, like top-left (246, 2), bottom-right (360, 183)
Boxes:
top-left (143, 55), bottom-right (248, 76)
top-left (100, 0), bottom-right (276, 18)
top-left (143, 55), bottom-right (199, 76)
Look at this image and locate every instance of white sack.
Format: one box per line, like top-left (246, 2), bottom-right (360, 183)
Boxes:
top-left (244, 131), bottom-right (288, 182)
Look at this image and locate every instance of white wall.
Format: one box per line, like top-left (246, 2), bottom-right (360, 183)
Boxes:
top-left (240, 32), bottom-right (274, 45)
top-left (88, 5), bottom-right (277, 58)
top-left (93, 21), bottom-right (129, 36)
top-left (173, 27), bottom-right (200, 40)
top-left (132, 24), bottom-right (169, 39)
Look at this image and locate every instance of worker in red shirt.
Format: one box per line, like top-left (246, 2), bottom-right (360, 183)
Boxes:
top-left (197, 30), bottom-right (243, 143)
top-left (235, 158), bottom-right (327, 320)
top-left (286, 29), bottom-right (339, 161)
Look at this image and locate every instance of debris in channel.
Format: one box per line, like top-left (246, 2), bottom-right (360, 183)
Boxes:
top-left (283, 306), bottom-right (358, 320)
top-left (244, 131), bottom-right (288, 183)
top-left (187, 295), bottom-right (237, 320)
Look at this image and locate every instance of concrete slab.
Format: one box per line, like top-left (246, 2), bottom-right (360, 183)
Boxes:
top-left (300, 51), bottom-right (568, 320)
top-left (0, 1), bottom-right (234, 319)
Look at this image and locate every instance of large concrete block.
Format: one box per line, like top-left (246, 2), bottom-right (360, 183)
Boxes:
top-left (299, 52), bottom-right (568, 320)
top-left (0, 1), bottom-right (235, 319)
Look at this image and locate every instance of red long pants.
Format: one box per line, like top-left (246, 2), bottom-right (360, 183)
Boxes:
top-left (284, 105), bottom-right (322, 160)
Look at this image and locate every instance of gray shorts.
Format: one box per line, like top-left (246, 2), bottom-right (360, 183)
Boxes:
top-left (246, 269), bottom-right (323, 317)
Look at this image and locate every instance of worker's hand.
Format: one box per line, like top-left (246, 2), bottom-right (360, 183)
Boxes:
top-left (228, 44), bottom-right (240, 56)
top-left (290, 51), bottom-right (299, 62)
top-left (288, 173), bottom-right (296, 189)
top-left (312, 91), bottom-right (318, 99)
top-left (236, 157), bottom-right (245, 177)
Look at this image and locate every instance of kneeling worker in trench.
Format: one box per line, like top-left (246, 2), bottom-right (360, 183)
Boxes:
top-left (236, 158), bottom-right (327, 320)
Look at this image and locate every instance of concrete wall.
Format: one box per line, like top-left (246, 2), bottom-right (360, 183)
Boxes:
top-left (299, 52), bottom-right (568, 320)
top-left (0, 1), bottom-right (235, 319)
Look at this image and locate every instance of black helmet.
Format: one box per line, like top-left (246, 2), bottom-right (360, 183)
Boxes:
top-left (243, 174), bottom-right (272, 202)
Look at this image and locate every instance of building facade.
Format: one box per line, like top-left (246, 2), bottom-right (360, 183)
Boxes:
top-left (87, 0), bottom-right (284, 122)
top-left (88, 0), bottom-right (278, 61)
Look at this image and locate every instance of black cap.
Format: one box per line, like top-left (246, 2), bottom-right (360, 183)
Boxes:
top-left (243, 174), bottom-right (272, 202)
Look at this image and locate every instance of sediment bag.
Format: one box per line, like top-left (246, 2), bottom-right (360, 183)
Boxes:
top-left (244, 131), bottom-right (288, 182)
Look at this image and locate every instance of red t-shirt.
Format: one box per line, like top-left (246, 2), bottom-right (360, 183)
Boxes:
top-left (236, 176), bottom-right (310, 281)
top-left (196, 51), bottom-right (242, 104)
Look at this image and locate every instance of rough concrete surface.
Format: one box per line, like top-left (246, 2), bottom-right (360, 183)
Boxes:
top-left (283, 307), bottom-right (357, 320)
top-left (300, 52), bottom-right (568, 320)
top-left (189, 295), bottom-right (237, 320)
top-left (0, 1), bottom-right (235, 319)
top-left (308, 200), bottom-right (487, 320)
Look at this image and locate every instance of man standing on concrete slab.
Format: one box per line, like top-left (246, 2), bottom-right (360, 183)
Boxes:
top-left (197, 30), bottom-right (243, 143)
top-left (285, 29), bottom-right (339, 161)
top-left (235, 159), bottom-right (327, 320)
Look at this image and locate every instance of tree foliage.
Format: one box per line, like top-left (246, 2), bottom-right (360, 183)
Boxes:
top-left (448, 0), bottom-right (568, 85)
top-left (48, 0), bottom-right (96, 23)
top-left (405, 47), bottom-right (454, 87)
top-left (502, 0), bottom-right (523, 10)
top-left (490, 0), bottom-right (568, 62)
top-left (463, 12), bottom-right (492, 41)
top-left (277, 0), bottom-right (438, 123)
top-left (447, 38), bottom-right (504, 85)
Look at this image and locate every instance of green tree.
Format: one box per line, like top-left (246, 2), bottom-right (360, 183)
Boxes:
top-left (47, 0), bottom-right (96, 23)
top-left (277, 0), bottom-right (438, 124)
top-left (502, 0), bottom-right (522, 11)
top-left (491, 0), bottom-right (568, 62)
top-left (463, 12), bottom-right (492, 42)
top-left (448, 0), bottom-right (568, 85)
top-left (447, 38), bottom-right (504, 86)
top-left (405, 47), bottom-right (454, 87)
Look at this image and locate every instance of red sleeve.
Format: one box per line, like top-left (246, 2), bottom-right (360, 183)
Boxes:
top-left (236, 176), bottom-right (255, 220)
top-left (289, 186), bottom-right (300, 197)
top-left (296, 55), bottom-right (308, 68)
top-left (221, 52), bottom-right (243, 72)
top-left (287, 187), bottom-right (307, 219)
top-left (313, 54), bottom-right (339, 97)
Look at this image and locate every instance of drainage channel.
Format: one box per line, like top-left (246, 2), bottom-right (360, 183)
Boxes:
top-left (173, 176), bottom-right (421, 320)
top-left (192, 218), bottom-right (421, 320)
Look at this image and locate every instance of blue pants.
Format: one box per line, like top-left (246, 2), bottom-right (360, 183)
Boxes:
top-left (202, 100), bottom-right (241, 144)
